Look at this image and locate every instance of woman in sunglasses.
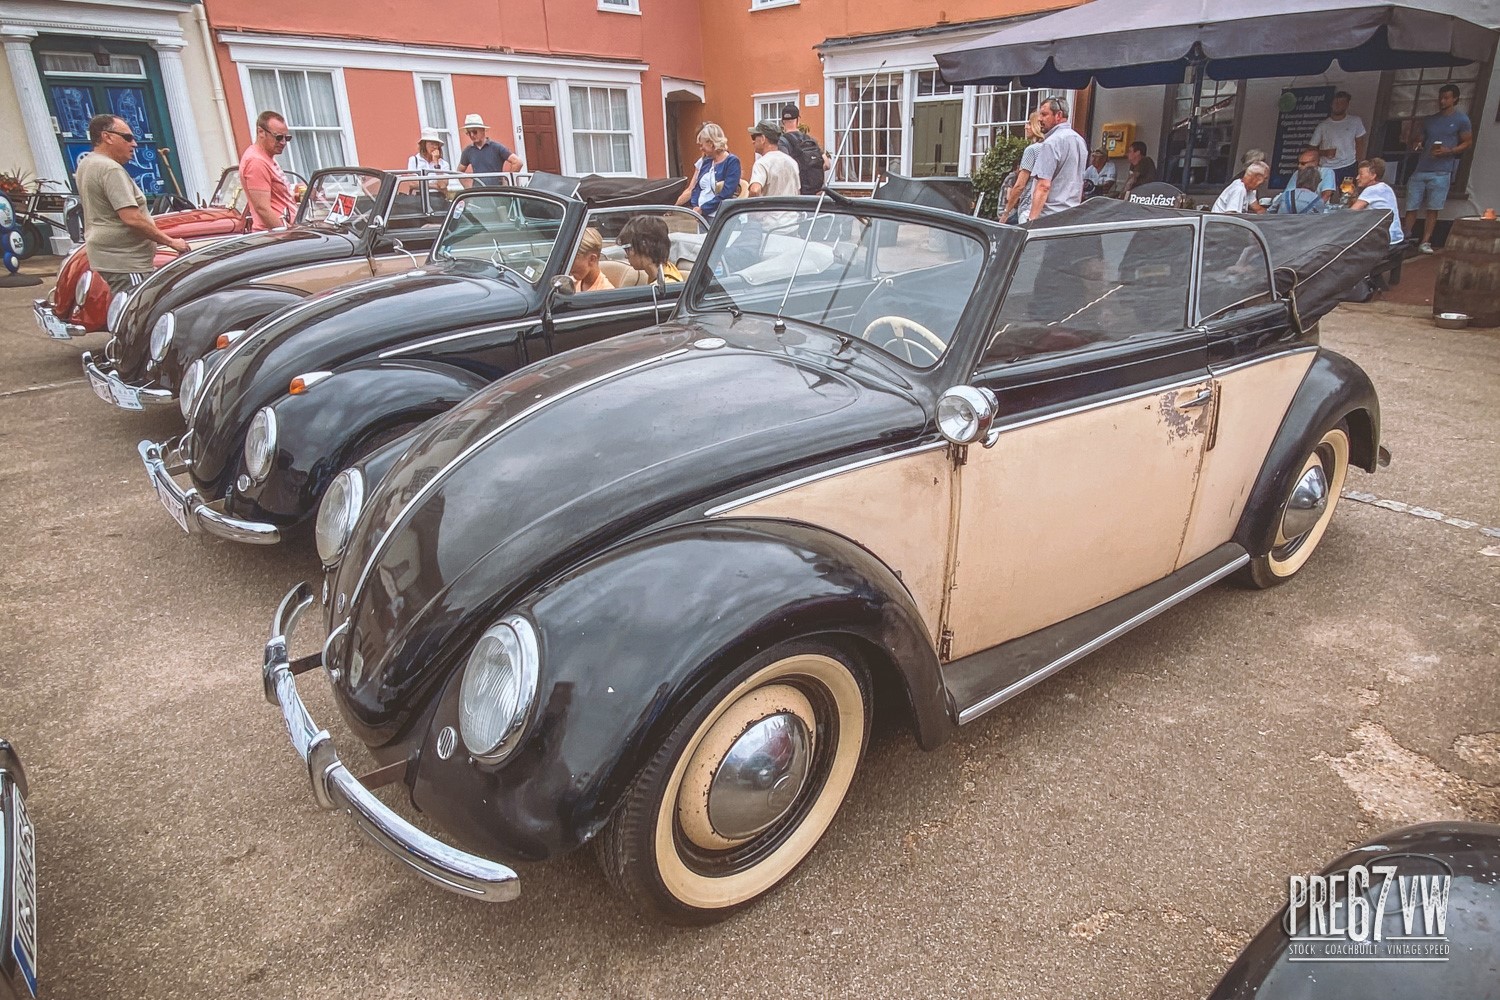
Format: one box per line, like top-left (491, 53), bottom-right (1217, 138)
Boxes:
top-left (239, 110), bottom-right (296, 230)
top-left (74, 112), bottom-right (190, 294)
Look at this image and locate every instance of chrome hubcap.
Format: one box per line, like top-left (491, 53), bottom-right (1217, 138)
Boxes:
top-left (1281, 462), bottom-right (1328, 541)
top-left (706, 712), bottom-right (812, 841)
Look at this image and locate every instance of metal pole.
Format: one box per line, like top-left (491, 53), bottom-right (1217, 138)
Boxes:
top-left (1182, 43), bottom-right (1205, 191)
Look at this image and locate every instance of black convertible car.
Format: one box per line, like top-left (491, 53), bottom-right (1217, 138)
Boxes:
top-left (261, 194), bottom-right (1392, 924)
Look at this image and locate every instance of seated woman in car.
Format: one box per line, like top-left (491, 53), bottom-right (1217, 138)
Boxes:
top-left (569, 227), bottom-right (615, 291)
top-left (619, 216), bottom-right (683, 284)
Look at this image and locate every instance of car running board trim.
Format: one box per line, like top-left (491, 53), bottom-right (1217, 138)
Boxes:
top-left (948, 542), bottom-right (1249, 725)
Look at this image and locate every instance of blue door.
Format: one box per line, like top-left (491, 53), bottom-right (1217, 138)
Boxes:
top-left (47, 78), bottom-right (179, 195)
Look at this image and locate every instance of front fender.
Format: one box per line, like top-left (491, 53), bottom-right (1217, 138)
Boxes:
top-left (1234, 349), bottom-right (1381, 557)
top-left (156, 286), bottom-right (307, 388)
top-left (227, 360), bottom-right (492, 525)
top-left (404, 519), bottom-right (951, 863)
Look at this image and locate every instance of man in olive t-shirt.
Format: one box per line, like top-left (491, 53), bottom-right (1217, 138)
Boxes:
top-left (75, 113), bottom-right (189, 294)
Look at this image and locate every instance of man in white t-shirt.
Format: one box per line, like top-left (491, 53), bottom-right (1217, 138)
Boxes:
top-left (1212, 161), bottom-right (1270, 213)
top-left (1309, 91), bottom-right (1367, 185)
top-left (747, 119), bottom-right (801, 231)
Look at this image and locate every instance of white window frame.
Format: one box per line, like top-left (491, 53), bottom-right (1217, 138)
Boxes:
top-left (826, 71), bottom-right (906, 187)
top-left (753, 90), bottom-right (798, 129)
top-left (598, 0), bottom-right (641, 12)
top-left (413, 73), bottom-right (458, 161)
top-left (559, 82), bottom-right (645, 176)
top-left (237, 64), bottom-right (358, 174)
top-left (967, 82), bottom-right (1050, 175)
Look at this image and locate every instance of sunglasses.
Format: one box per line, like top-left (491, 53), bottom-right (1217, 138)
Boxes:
top-left (106, 129), bottom-right (138, 144)
top-left (259, 126), bottom-right (294, 143)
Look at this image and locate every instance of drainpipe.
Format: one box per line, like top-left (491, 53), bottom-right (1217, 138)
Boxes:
top-left (193, 2), bottom-right (237, 166)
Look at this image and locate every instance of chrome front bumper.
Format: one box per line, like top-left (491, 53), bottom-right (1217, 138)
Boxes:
top-left (81, 351), bottom-right (175, 409)
top-left (263, 583), bottom-right (521, 902)
top-left (137, 438), bottom-right (282, 544)
top-left (33, 297), bottom-right (83, 340)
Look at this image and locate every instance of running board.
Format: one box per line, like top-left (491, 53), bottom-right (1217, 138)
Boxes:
top-left (947, 543), bottom-right (1249, 725)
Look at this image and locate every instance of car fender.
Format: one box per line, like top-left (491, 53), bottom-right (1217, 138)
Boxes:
top-left (406, 518), bottom-right (952, 862)
top-left (1233, 348), bottom-right (1381, 557)
top-left (236, 360), bottom-right (492, 522)
top-left (157, 285), bottom-right (307, 388)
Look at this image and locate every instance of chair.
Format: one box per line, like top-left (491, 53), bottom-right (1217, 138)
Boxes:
top-left (599, 260), bottom-right (651, 287)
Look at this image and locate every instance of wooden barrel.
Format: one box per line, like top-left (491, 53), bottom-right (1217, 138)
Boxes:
top-left (1434, 218), bottom-right (1500, 327)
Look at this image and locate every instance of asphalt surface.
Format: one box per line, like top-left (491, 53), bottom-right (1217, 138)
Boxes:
top-left (1, 257), bottom-right (1496, 999)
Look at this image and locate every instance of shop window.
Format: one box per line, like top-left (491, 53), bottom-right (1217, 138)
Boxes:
top-left (831, 72), bottom-right (903, 186)
top-left (569, 86), bottom-right (634, 174)
top-left (1374, 65), bottom-right (1483, 190)
top-left (248, 67), bottom-right (349, 177)
top-left (1160, 79), bottom-right (1242, 190)
top-left (969, 83), bottom-right (1049, 175)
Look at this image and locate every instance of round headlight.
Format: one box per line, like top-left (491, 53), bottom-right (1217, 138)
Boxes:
top-left (244, 407), bottom-right (278, 482)
top-left (149, 312), bottom-right (176, 362)
top-left (179, 358), bottom-right (205, 419)
top-left (315, 468), bottom-right (365, 565)
top-left (74, 269), bottom-right (94, 310)
top-left (107, 289), bottom-right (130, 333)
top-left (936, 385), bottom-right (998, 445)
top-left (458, 617), bottom-right (540, 762)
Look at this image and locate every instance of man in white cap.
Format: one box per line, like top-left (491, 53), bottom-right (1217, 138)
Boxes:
top-left (458, 113), bottom-right (522, 185)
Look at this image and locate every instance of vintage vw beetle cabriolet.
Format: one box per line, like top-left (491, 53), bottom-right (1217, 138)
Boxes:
top-left (139, 179), bottom-right (700, 544)
top-left (262, 194), bottom-right (1392, 923)
top-left (81, 167), bottom-right (496, 411)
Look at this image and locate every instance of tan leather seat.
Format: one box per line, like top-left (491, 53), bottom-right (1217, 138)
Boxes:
top-left (599, 260), bottom-right (651, 287)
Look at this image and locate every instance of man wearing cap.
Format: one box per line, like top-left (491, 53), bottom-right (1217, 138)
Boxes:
top-left (777, 103), bottom-right (830, 194)
top-left (748, 119), bottom-right (801, 233)
top-left (240, 109), bottom-right (296, 231)
top-left (458, 113), bottom-right (522, 185)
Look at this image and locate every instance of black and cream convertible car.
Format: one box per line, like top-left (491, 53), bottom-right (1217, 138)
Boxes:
top-left (261, 195), bottom-right (1392, 924)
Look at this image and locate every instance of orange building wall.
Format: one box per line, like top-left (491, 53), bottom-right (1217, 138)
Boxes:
top-left (695, 0), bottom-right (1075, 170)
top-left (453, 75), bottom-right (516, 155)
top-left (344, 70), bottom-right (420, 169)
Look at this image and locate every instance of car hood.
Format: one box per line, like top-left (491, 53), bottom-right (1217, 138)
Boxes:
top-left (187, 263), bottom-right (535, 486)
top-left (118, 228), bottom-right (356, 335)
top-left (157, 206), bottom-right (245, 239)
top-left (330, 318), bottom-right (927, 741)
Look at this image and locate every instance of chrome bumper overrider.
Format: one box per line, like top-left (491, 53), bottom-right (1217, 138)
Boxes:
top-left (81, 351), bottom-right (175, 408)
top-left (263, 583), bottom-right (521, 902)
top-left (33, 298), bottom-right (83, 339)
top-left (137, 439), bottom-right (282, 544)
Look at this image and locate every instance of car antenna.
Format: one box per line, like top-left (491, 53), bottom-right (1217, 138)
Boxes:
top-left (772, 61), bottom-right (886, 335)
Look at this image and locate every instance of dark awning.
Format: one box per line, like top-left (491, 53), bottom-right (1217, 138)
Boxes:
top-left (936, 0), bottom-right (1500, 88)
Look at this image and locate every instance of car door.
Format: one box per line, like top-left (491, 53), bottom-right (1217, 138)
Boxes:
top-left (943, 220), bottom-right (1213, 660)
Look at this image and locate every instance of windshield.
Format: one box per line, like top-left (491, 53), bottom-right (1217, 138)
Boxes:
top-left (690, 205), bottom-right (985, 369)
top-left (430, 191), bottom-right (566, 284)
top-left (210, 168), bottom-right (244, 211)
top-left (295, 171), bottom-right (384, 231)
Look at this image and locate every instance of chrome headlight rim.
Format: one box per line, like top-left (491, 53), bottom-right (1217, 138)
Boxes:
top-left (244, 406), bottom-right (278, 482)
top-left (315, 467), bottom-right (365, 566)
top-left (178, 358), bottom-right (205, 420)
top-left (74, 269), bottom-right (94, 310)
top-left (936, 385), bottom-right (998, 445)
top-left (149, 311), bottom-right (176, 363)
top-left (458, 616), bottom-right (540, 764)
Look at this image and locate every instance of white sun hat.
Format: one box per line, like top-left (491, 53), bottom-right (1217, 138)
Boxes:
top-left (461, 113), bottom-right (488, 130)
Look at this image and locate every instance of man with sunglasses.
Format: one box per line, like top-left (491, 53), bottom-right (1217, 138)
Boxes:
top-left (75, 113), bottom-right (190, 294)
top-left (458, 113), bottom-right (522, 186)
top-left (240, 110), bottom-right (296, 230)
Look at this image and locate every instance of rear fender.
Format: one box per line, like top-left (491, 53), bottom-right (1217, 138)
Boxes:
top-left (1234, 349), bottom-right (1381, 557)
top-left (406, 518), bottom-right (953, 862)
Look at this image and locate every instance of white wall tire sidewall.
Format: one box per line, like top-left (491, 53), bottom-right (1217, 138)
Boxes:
top-left (1267, 427), bottom-right (1350, 578)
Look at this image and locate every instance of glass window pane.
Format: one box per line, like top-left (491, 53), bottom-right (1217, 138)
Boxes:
top-left (574, 133), bottom-right (593, 173)
top-left (280, 71), bottom-right (313, 128)
top-left (1200, 222), bottom-right (1271, 319)
top-left (307, 72), bottom-right (339, 128)
top-left (569, 87), bottom-right (588, 127)
top-left (611, 133), bottom-right (632, 171)
top-left (249, 69), bottom-right (280, 120)
top-left (421, 79), bottom-right (446, 128)
top-left (610, 89), bottom-right (629, 130)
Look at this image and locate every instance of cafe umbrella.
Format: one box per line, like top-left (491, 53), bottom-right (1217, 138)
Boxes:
top-left (934, 0), bottom-right (1500, 189)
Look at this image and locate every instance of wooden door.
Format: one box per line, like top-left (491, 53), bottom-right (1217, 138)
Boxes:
top-left (522, 106), bottom-right (562, 174)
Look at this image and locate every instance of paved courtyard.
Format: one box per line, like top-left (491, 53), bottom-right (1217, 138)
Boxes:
top-left (1, 257), bottom-right (1496, 999)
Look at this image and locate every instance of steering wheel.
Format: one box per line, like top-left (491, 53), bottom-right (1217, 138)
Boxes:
top-left (860, 315), bottom-right (946, 366)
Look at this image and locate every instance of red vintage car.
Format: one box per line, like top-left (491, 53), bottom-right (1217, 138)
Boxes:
top-left (32, 168), bottom-right (301, 340)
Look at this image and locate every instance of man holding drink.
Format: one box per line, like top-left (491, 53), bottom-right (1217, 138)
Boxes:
top-left (1402, 84), bottom-right (1474, 253)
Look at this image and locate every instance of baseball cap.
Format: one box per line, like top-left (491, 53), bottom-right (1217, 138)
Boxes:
top-left (749, 119), bottom-right (783, 141)
top-left (780, 103), bottom-right (800, 121)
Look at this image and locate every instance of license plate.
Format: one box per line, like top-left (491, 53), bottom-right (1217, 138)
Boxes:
top-left (8, 786), bottom-right (38, 998)
top-left (86, 369), bottom-right (113, 404)
top-left (154, 478), bottom-right (190, 533)
top-left (109, 380), bottom-right (143, 411)
top-left (34, 309), bottom-right (70, 340)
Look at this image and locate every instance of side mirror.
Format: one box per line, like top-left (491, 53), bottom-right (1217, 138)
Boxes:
top-left (550, 274), bottom-right (577, 297)
top-left (936, 385), bottom-right (998, 446)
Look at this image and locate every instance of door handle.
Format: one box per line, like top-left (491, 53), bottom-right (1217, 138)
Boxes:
top-left (1178, 387), bottom-right (1214, 409)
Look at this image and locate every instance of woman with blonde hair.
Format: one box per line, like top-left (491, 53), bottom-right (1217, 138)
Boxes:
top-left (407, 129), bottom-right (450, 173)
top-left (675, 122), bottom-right (740, 221)
top-left (569, 227), bottom-right (614, 292)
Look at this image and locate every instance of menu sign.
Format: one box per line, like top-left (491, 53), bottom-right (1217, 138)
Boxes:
top-left (1270, 86), bottom-right (1333, 189)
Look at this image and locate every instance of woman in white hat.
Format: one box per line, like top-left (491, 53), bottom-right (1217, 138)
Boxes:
top-left (408, 128), bottom-right (450, 173)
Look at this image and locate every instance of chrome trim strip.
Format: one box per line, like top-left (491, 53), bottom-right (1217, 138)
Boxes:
top-left (704, 441), bottom-right (948, 517)
top-left (262, 583), bottom-right (520, 901)
top-left (993, 371), bottom-right (1209, 436)
top-left (252, 252), bottom-right (401, 286)
top-left (349, 348), bottom-right (692, 608)
top-left (138, 439), bottom-right (282, 544)
top-left (1209, 344), bottom-right (1316, 377)
top-left (957, 553), bottom-right (1249, 725)
top-left (378, 303), bottom-right (665, 359)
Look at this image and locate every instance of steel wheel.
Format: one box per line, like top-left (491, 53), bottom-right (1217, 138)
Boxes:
top-left (597, 640), bottom-right (869, 924)
top-left (1242, 423), bottom-right (1350, 588)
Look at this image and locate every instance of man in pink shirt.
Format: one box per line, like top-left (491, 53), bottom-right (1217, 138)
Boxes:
top-left (239, 110), bottom-right (296, 230)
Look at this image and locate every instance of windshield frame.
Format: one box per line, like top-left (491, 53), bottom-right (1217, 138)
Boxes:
top-left (427, 187), bottom-right (578, 285)
top-left (293, 167), bottom-right (389, 232)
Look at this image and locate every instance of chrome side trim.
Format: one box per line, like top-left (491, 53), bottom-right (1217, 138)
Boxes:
top-left (956, 552), bottom-right (1249, 725)
top-left (349, 348), bottom-right (692, 608)
top-left (993, 372), bottom-right (1209, 436)
top-left (377, 318), bottom-right (534, 359)
top-left (705, 441), bottom-right (947, 517)
top-left (262, 583), bottom-right (520, 902)
top-left (1209, 344), bottom-right (1316, 377)
top-left (251, 252), bottom-right (399, 286)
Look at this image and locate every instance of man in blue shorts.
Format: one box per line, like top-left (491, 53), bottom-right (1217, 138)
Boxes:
top-left (1403, 84), bottom-right (1473, 253)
